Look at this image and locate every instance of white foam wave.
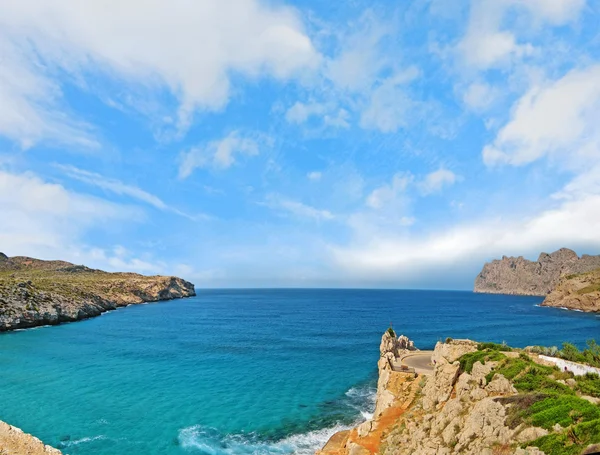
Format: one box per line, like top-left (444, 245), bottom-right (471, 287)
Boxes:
top-left (179, 383), bottom-right (377, 454)
top-left (59, 435), bottom-right (105, 447)
top-left (360, 411), bottom-right (373, 420)
top-left (178, 424), bottom-right (353, 455)
top-left (13, 325), bottom-right (52, 332)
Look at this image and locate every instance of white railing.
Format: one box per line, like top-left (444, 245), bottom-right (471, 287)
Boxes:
top-left (539, 355), bottom-right (600, 376)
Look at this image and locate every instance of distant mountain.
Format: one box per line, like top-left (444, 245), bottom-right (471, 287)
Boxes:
top-left (0, 253), bottom-right (195, 331)
top-left (474, 248), bottom-right (600, 296)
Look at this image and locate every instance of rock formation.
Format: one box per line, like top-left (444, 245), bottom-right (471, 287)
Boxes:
top-left (474, 248), bottom-right (600, 296)
top-left (0, 253), bottom-right (196, 331)
top-left (0, 420), bottom-right (62, 454)
top-left (541, 268), bottom-right (600, 312)
top-left (317, 333), bottom-right (600, 455)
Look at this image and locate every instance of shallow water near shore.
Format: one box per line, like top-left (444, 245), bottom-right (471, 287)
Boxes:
top-left (1, 289), bottom-right (599, 454)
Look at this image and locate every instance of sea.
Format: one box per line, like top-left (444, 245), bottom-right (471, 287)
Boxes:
top-left (1, 289), bottom-right (599, 455)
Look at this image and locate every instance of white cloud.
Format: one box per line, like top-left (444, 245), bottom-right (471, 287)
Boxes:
top-left (518, 0), bottom-right (586, 25)
top-left (418, 169), bottom-right (459, 195)
top-left (285, 101), bottom-right (350, 129)
top-left (307, 171), bottom-right (322, 181)
top-left (285, 101), bottom-right (327, 124)
top-left (179, 131), bottom-right (266, 178)
top-left (0, 169), bottom-right (139, 258)
top-left (0, 40), bottom-right (98, 149)
top-left (456, 0), bottom-right (585, 70)
top-left (457, 0), bottom-right (531, 69)
top-left (324, 13), bottom-right (391, 92)
top-left (360, 68), bottom-right (421, 133)
top-left (0, 169), bottom-right (191, 275)
top-left (265, 194), bottom-right (334, 221)
top-left (366, 173), bottom-right (413, 209)
top-left (483, 64), bottom-right (600, 167)
top-left (331, 177), bottom-right (600, 280)
top-left (0, 0), bottom-right (319, 143)
top-left (462, 81), bottom-right (499, 111)
top-left (57, 164), bottom-right (196, 219)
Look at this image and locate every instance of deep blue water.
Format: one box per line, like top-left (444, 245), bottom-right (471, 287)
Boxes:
top-left (1, 290), bottom-right (599, 454)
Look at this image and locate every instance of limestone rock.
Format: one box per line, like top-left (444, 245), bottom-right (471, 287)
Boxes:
top-left (474, 248), bottom-right (600, 296)
top-left (0, 254), bottom-right (196, 331)
top-left (357, 420), bottom-right (373, 438)
top-left (422, 361), bottom-right (460, 411)
top-left (432, 339), bottom-right (478, 364)
top-left (541, 268), bottom-right (600, 313)
top-left (516, 427), bottom-right (548, 443)
top-left (485, 374), bottom-right (517, 395)
top-left (472, 361), bottom-right (494, 386)
top-left (583, 444), bottom-right (600, 454)
top-left (0, 420), bottom-right (62, 454)
top-left (514, 447), bottom-right (546, 455)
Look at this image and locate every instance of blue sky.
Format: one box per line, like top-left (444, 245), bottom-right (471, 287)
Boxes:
top-left (1, 0), bottom-right (600, 288)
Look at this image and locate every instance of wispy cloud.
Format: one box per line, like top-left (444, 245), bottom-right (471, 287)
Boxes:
top-left (263, 194), bottom-right (335, 221)
top-left (57, 164), bottom-right (197, 219)
top-left (178, 131), bottom-right (270, 179)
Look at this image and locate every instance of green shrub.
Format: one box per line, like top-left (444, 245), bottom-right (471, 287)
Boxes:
top-left (477, 342), bottom-right (512, 352)
top-left (525, 395), bottom-right (600, 429)
top-left (528, 418), bottom-right (600, 455)
top-left (459, 350), bottom-right (505, 374)
top-left (575, 373), bottom-right (600, 398)
top-left (445, 337), bottom-right (453, 343)
top-left (387, 327), bottom-right (396, 337)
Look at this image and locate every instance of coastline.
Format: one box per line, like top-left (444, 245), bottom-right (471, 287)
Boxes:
top-left (0, 253), bottom-right (197, 332)
top-left (0, 420), bottom-right (62, 454)
top-left (317, 331), bottom-right (600, 454)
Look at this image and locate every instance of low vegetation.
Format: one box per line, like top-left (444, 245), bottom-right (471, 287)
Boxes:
top-left (527, 340), bottom-right (600, 369)
top-left (458, 343), bottom-right (600, 455)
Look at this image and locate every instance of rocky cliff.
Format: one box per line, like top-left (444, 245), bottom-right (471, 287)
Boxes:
top-left (541, 268), bottom-right (600, 312)
top-left (317, 333), bottom-right (600, 455)
top-left (0, 420), bottom-right (62, 454)
top-left (0, 253), bottom-right (196, 331)
top-left (474, 248), bottom-right (600, 296)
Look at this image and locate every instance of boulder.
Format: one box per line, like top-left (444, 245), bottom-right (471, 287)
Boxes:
top-left (485, 374), bottom-right (517, 395)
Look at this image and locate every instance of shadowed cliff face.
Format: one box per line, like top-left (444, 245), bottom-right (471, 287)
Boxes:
top-left (542, 268), bottom-right (600, 313)
top-left (0, 253), bottom-right (196, 331)
top-left (474, 248), bottom-right (600, 296)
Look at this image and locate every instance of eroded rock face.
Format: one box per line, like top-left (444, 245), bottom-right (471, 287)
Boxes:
top-left (474, 248), bottom-right (600, 296)
top-left (379, 340), bottom-right (544, 455)
top-left (541, 268), bottom-right (600, 312)
top-left (432, 339), bottom-right (478, 364)
top-left (317, 336), bottom-right (551, 455)
top-left (0, 420), bottom-right (62, 454)
top-left (0, 253), bottom-right (196, 331)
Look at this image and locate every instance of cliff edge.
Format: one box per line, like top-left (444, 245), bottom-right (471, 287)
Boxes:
top-left (0, 253), bottom-right (196, 331)
top-left (0, 420), bottom-right (62, 454)
top-left (318, 332), bottom-right (600, 455)
top-left (541, 268), bottom-right (600, 313)
top-left (474, 248), bottom-right (600, 296)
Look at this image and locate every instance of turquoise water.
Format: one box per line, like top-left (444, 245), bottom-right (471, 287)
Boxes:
top-left (1, 289), bottom-right (599, 454)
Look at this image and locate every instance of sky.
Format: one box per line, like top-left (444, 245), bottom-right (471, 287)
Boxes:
top-left (1, 0), bottom-right (600, 289)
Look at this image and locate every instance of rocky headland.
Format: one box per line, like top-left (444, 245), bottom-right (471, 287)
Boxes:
top-left (0, 420), bottom-right (62, 454)
top-left (474, 248), bottom-right (600, 297)
top-left (0, 253), bottom-right (196, 331)
top-left (317, 331), bottom-right (600, 455)
top-left (541, 268), bottom-right (600, 313)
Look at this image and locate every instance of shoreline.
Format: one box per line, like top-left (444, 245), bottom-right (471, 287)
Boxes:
top-left (0, 420), bottom-right (62, 454)
top-left (0, 294), bottom-right (196, 334)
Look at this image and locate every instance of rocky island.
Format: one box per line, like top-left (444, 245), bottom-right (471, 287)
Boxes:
top-left (0, 252), bottom-right (196, 331)
top-left (318, 331), bottom-right (600, 455)
top-left (474, 248), bottom-right (600, 297)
